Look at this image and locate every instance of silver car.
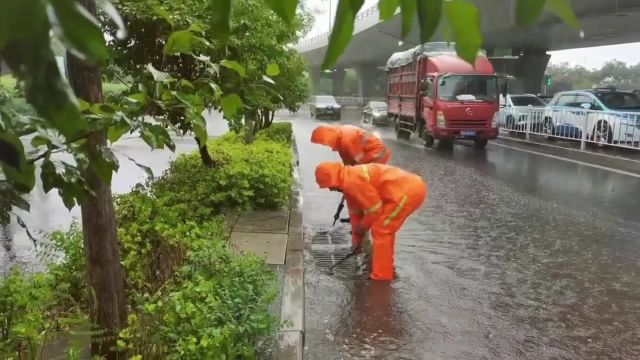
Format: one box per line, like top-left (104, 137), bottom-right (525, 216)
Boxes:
top-left (310, 95), bottom-right (341, 120)
top-left (499, 94), bottom-right (553, 132)
top-left (362, 101), bottom-right (389, 125)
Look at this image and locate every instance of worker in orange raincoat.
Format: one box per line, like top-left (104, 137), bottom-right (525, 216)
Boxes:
top-left (311, 125), bottom-right (391, 165)
top-left (315, 162), bottom-right (427, 280)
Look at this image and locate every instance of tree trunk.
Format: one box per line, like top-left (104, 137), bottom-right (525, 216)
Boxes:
top-left (244, 109), bottom-right (257, 144)
top-left (195, 137), bottom-right (216, 167)
top-left (67, 1), bottom-right (127, 358)
top-left (265, 110), bottom-right (275, 128)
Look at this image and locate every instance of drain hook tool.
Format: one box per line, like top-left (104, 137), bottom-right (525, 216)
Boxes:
top-left (329, 249), bottom-right (358, 271)
top-left (332, 197), bottom-right (345, 226)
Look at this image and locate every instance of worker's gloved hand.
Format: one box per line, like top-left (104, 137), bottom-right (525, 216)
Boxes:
top-left (351, 225), bottom-right (366, 253)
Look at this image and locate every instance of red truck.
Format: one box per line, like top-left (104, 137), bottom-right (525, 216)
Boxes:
top-left (386, 43), bottom-right (503, 148)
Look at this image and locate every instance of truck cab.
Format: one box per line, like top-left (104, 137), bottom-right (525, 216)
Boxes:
top-left (387, 43), bottom-right (501, 148)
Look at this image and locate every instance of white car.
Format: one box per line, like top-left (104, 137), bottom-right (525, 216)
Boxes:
top-left (547, 88), bottom-right (640, 144)
top-left (499, 94), bottom-right (554, 133)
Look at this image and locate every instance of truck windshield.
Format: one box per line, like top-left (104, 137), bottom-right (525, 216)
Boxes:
top-left (438, 75), bottom-right (498, 102)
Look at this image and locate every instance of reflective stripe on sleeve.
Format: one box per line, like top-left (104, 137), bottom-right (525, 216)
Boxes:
top-left (364, 201), bottom-right (382, 215)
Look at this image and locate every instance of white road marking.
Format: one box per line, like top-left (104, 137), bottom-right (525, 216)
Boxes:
top-left (490, 142), bottom-right (640, 179)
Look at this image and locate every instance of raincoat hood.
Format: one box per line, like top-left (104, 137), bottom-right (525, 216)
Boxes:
top-left (311, 125), bottom-right (340, 150)
top-left (315, 161), bottom-right (344, 189)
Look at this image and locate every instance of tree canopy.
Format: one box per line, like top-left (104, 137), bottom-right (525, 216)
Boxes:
top-left (546, 60), bottom-right (640, 94)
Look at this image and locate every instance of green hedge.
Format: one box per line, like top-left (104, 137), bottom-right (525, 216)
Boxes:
top-left (0, 125), bottom-right (293, 359)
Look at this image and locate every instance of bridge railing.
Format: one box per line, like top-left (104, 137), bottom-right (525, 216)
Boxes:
top-left (498, 106), bottom-right (640, 151)
top-left (297, 3), bottom-right (380, 47)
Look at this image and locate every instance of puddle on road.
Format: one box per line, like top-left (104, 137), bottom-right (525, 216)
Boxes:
top-left (305, 225), bottom-right (412, 360)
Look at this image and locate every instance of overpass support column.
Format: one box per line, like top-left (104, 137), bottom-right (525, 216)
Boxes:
top-left (310, 67), bottom-right (322, 94)
top-left (332, 69), bottom-right (346, 97)
top-left (357, 63), bottom-right (384, 100)
top-left (515, 49), bottom-right (550, 94)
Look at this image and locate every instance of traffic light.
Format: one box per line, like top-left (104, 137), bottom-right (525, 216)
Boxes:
top-left (545, 75), bottom-right (553, 86)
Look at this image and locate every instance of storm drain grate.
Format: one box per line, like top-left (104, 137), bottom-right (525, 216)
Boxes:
top-left (306, 225), bottom-right (351, 245)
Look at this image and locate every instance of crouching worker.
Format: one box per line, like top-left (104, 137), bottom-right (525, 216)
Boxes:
top-left (315, 162), bottom-right (427, 280)
top-left (311, 125), bottom-right (391, 165)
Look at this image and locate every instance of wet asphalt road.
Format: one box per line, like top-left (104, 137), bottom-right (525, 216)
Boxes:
top-left (290, 109), bottom-right (640, 359)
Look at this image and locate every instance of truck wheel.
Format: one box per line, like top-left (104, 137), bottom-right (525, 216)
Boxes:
top-left (424, 133), bottom-right (435, 147)
top-left (437, 139), bottom-right (454, 150)
top-left (395, 120), bottom-right (410, 140)
top-left (474, 139), bottom-right (488, 148)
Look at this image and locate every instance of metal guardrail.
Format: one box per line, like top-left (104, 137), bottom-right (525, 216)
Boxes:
top-left (297, 3), bottom-right (381, 46)
top-left (498, 106), bottom-right (640, 151)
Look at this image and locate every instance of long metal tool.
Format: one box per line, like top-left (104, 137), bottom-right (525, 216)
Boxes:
top-left (329, 249), bottom-right (358, 271)
top-left (332, 197), bottom-right (346, 226)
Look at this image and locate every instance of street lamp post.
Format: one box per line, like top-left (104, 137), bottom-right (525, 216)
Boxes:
top-left (328, 0), bottom-right (332, 32)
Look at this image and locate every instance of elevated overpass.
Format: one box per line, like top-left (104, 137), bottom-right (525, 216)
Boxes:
top-left (296, 0), bottom-right (640, 98)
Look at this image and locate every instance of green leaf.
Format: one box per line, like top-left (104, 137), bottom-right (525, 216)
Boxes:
top-left (175, 92), bottom-right (205, 112)
top-left (399, 0), bottom-right (417, 38)
top-left (221, 94), bottom-right (243, 118)
top-left (0, 133), bottom-right (35, 191)
top-left (209, 0), bottom-right (232, 42)
top-left (30, 135), bottom-right (51, 148)
top-left (90, 147), bottom-right (119, 184)
top-left (515, 0), bottom-right (546, 27)
top-left (146, 63), bottom-right (173, 82)
top-left (445, 0), bottom-right (482, 64)
top-left (545, 0), bottom-right (579, 29)
top-left (188, 23), bottom-right (205, 34)
top-left (322, 0), bottom-right (365, 69)
top-left (90, 103), bottom-right (116, 116)
top-left (416, 0), bottom-right (442, 43)
top-left (220, 60), bottom-right (246, 77)
top-left (266, 63), bottom-right (280, 77)
top-left (379, 0), bottom-right (399, 20)
top-left (153, 6), bottom-right (174, 27)
top-left (107, 122), bottom-right (130, 143)
top-left (126, 93), bottom-right (148, 105)
top-left (262, 0), bottom-right (297, 23)
top-left (141, 125), bottom-right (175, 151)
top-left (164, 30), bottom-right (196, 55)
top-left (48, 0), bottom-right (109, 65)
top-left (190, 112), bottom-right (208, 145)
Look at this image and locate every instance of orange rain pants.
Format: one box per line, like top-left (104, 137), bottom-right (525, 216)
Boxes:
top-left (311, 125), bottom-right (391, 165)
top-left (315, 162), bottom-right (427, 280)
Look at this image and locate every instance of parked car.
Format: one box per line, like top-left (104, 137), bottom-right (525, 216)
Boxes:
top-left (499, 94), bottom-right (553, 132)
top-left (362, 101), bottom-right (389, 125)
top-left (547, 87), bottom-right (640, 144)
top-left (310, 95), bottom-right (341, 120)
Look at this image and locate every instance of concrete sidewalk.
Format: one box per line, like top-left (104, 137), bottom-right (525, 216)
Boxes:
top-left (227, 139), bottom-right (305, 360)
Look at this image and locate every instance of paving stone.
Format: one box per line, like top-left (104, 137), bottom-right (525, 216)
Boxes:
top-left (229, 232), bottom-right (288, 265)
top-left (234, 209), bottom-right (289, 234)
top-left (275, 331), bottom-right (303, 360)
top-left (280, 266), bottom-right (304, 332)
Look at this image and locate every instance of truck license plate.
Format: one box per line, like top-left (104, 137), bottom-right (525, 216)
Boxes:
top-left (461, 130), bottom-right (476, 137)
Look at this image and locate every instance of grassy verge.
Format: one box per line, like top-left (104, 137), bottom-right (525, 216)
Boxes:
top-left (0, 123), bottom-right (294, 359)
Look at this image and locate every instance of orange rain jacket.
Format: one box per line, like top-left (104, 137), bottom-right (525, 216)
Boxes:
top-left (315, 162), bottom-right (426, 234)
top-left (311, 125), bottom-right (390, 165)
top-left (315, 162), bottom-right (427, 280)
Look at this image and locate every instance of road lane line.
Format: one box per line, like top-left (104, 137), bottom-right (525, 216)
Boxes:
top-left (490, 142), bottom-right (640, 179)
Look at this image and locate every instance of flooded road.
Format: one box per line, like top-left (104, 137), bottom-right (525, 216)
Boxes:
top-left (290, 110), bottom-right (640, 359)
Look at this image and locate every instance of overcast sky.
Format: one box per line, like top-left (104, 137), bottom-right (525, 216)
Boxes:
top-left (303, 0), bottom-right (640, 69)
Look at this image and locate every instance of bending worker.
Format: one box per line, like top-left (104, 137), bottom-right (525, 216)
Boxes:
top-left (311, 124), bottom-right (391, 165)
top-left (315, 162), bottom-right (427, 280)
